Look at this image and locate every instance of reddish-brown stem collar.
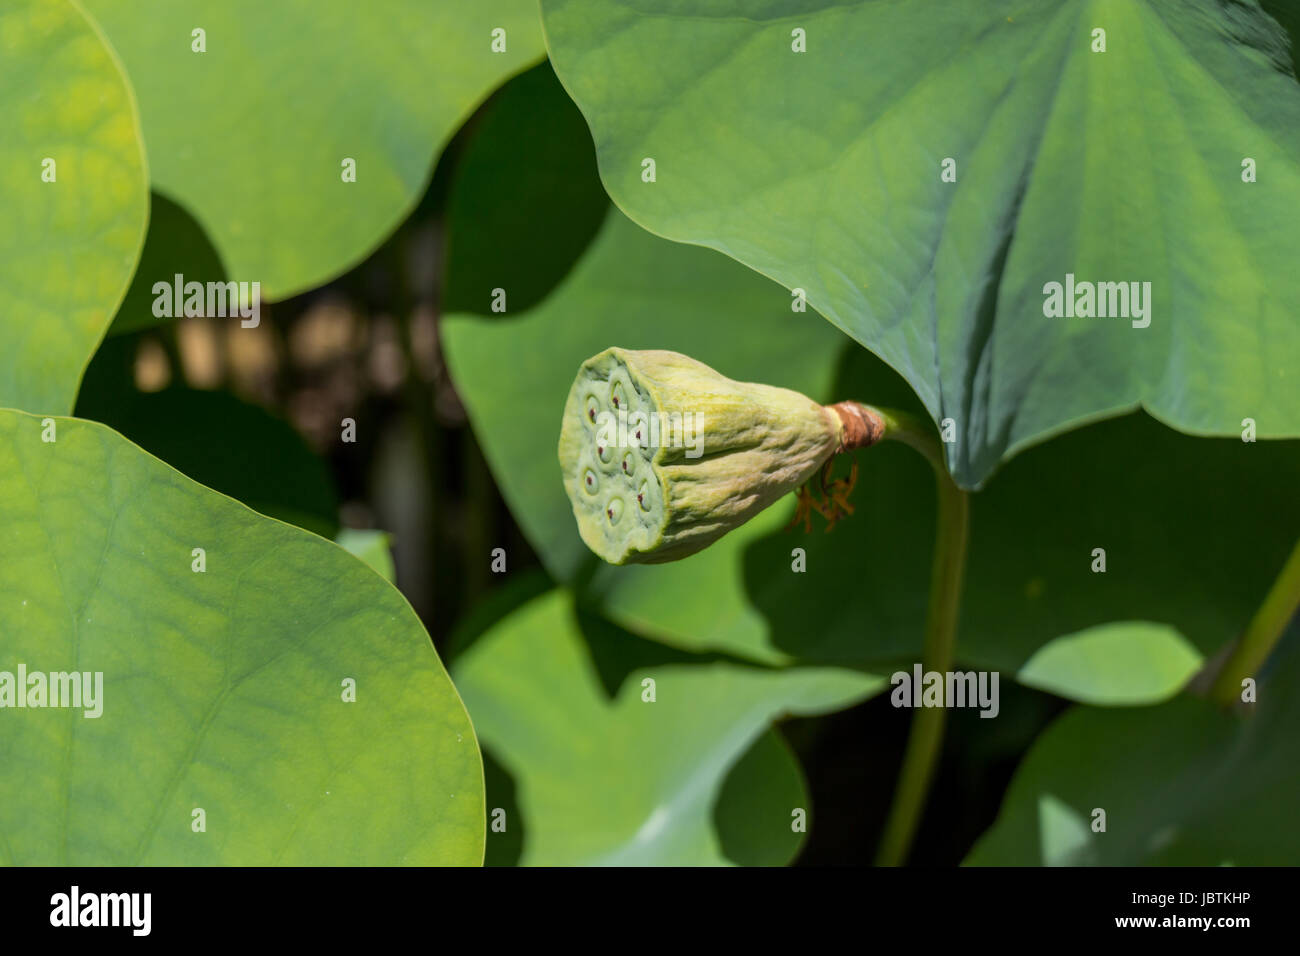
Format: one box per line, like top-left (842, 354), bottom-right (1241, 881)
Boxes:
top-left (829, 401), bottom-right (886, 453)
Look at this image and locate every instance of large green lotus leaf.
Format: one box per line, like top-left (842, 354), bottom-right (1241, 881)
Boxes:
top-left (965, 641), bottom-right (1300, 865)
top-left (541, 0), bottom-right (1300, 487)
top-left (442, 60), bottom-right (608, 316)
top-left (0, 0), bottom-right (147, 414)
top-left (453, 589), bottom-right (881, 865)
top-left (442, 206), bottom-right (847, 581)
top-left (0, 410), bottom-right (481, 864)
top-left (81, 0), bottom-right (545, 299)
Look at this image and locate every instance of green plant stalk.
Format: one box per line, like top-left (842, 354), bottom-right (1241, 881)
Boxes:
top-left (868, 408), bottom-right (970, 867)
top-left (1210, 534), bottom-right (1300, 707)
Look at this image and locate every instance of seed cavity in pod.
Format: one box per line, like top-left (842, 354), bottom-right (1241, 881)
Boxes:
top-left (637, 481), bottom-right (651, 511)
top-left (583, 469), bottom-right (598, 494)
top-left (611, 381), bottom-right (626, 410)
top-left (621, 452), bottom-right (636, 476)
top-left (606, 497), bottom-right (625, 524)
top-left (597, 442), bottom-right (613, 463)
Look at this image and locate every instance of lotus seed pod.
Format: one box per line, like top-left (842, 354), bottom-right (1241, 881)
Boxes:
top-left (558, 347), bottom-right (881, 565)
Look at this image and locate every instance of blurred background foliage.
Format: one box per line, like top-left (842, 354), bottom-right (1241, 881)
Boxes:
top-left (61, 15), bottom-right (1300, 863)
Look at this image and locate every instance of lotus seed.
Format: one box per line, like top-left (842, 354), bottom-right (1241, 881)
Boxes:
top-left (607, 497), bottom-right (624, 524)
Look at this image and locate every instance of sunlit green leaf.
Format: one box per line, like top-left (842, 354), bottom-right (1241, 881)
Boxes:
top-left (1015, 622), bottom-right (1202, 706)
top-left (83, 0), bottom-right (546, 298)
top-left (453, 590), bottom-right (880, 865)
top-left (542, 0), bottom-right (1300, 487)
top-left (0, 410), bottom-right (480, 864)
top-left (0, 0), bottom-right (147, 414)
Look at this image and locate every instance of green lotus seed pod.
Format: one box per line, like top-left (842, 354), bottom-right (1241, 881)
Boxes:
top-left (558, 347), bottom-right (882, 565)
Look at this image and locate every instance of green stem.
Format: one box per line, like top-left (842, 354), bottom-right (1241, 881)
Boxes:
top-left (866, 408), bottom-right (970, 867)
top-left (1210, 534), bottom-right (1300, 707)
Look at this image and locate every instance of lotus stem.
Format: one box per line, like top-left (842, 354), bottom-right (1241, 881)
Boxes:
top-left (1210, 534), bottom-right (1300, 708)
top-left (865, 407), bottom-right (969, 867)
